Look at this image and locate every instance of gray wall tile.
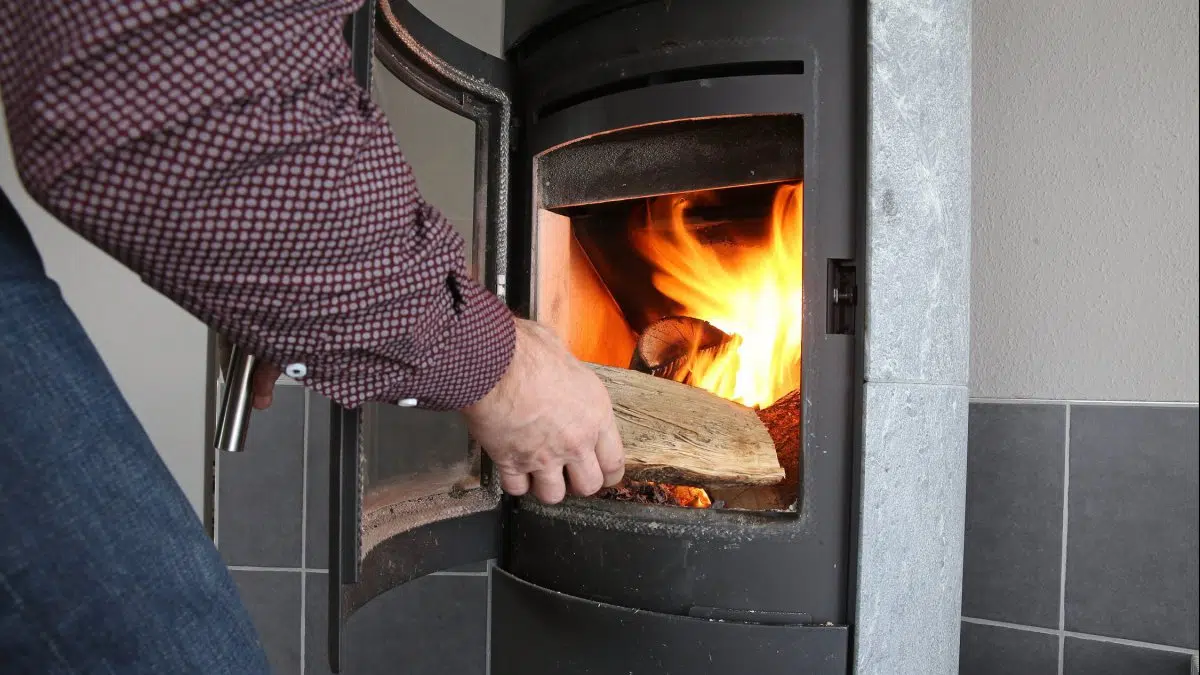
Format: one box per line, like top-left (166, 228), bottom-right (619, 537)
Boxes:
top-left (306, 392), bottom-right (330, 570)
top-left (963, 403), bottom-right (1065, 628)
top-left (854, 382), bottom-right (969, 675)
top-left (1063, 637), bottom-right (1194, 675)
top-left (218, 385), bottom-right (305, 567)
top-left (231, 570), bottom-right (301, 675)
top-left (864, 0), bottom-right (972, 387)
top-left (1065, 405), bottom-right (1199, 648)
top-left (305, 573), bottom-right (487, 675)
top-left (959, 622), bottom-right (1058, 675)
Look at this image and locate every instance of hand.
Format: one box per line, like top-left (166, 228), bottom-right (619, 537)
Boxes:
top-left (251, 362), bottom-right (282, 410)
top-left (463, 318), bottom-right (625, 504)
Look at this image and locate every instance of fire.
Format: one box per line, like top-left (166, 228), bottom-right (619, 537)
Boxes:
top-left (632, 183), bottom-right (803, 409)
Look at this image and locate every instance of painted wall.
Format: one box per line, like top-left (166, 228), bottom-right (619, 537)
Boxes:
top-left (0, 99), bottom-right (210, 514)
top-left (971, 0), bottom-right (1199, 402)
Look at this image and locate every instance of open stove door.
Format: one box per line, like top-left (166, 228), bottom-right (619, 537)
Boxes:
top-left (326, 1), bottom-right (514, 671)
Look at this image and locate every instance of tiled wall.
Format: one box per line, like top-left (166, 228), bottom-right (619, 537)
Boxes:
top-left (960, 401), bottom-right (1199, 674)
top-left (214, 383), bottom-right (490, 675)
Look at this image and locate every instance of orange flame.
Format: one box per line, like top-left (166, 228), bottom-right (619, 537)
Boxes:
top-left (632, 184), bottom-right (803, 409)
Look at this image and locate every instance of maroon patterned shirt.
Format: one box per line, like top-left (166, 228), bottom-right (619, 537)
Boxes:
top-left (0, 0), bottom-right (516, 410)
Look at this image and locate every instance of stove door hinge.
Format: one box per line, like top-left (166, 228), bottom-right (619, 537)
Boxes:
top-left (827, 259), bottom-right (857, 335)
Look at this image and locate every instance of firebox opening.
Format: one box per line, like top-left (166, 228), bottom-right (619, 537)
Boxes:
top-left (536, 180), bottom-right (803, 513)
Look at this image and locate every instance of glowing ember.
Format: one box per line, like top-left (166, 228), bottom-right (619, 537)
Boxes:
top-left (597, 481), bottom-right (713, 508)
top-left (665, 484), bottom-right (713, 509)
top-left (631, 184), bottom-right (803, 409)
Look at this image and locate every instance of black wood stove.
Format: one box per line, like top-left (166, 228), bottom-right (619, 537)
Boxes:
top-left (325, 1), bottom-right (862, 672)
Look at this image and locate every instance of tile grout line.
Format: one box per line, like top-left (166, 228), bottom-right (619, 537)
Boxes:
top-left (962, 617), bottom-right (1198, 655)
top-left (961, 616), bottom-right (1059, 636)
top-left (226, 565), bottom-right (487, 578)
top-left (1058, 404), bottom-right (1071, 675)
top-left (300, 391), bottom-right (310, 675)
top-left (969, 397), bottom-right (1198, 408)
top-left (1060, 631), bottom-right (1199, 656)
top-left (863, 380), bottom-right (969, 389)
top-left (228, 565), bottom-right (308, 573)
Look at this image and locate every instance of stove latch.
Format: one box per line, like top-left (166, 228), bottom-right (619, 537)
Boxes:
top-left (827, 259), bottom-right (857, 335)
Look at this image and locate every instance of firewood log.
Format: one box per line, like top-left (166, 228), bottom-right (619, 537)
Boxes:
top-left (628, 316), bottom-right (734, 384)
top-left (588, 364), bottom-right (784, 488)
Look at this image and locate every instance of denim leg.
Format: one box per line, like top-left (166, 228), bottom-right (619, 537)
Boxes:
top-left (0, 191), bottom-right (271, 674)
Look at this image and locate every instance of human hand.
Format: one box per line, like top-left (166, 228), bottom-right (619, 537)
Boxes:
top-left (251, 362), bottom-right (282, 410)
top-left (463, 318), bottom-right (625, 504)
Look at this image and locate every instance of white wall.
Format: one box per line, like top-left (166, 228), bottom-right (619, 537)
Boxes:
top-left (971, 0), bottom-right (1199, 402)
top-left (0, 99), bottom-right (209, 514)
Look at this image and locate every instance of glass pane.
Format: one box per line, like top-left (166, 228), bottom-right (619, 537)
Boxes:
top-left (534, 116), bottom-right (805, 514)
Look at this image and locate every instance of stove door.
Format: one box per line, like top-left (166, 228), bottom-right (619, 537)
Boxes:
top-left (325, 1), bottom-right (514, 672)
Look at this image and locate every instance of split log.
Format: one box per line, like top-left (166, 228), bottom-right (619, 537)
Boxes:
top-left (588, 363), bottom-right (785, 488)
top-left (706, 388), bottom-right (801, 510)
top-left (628, 316), bottom-right (735, 384)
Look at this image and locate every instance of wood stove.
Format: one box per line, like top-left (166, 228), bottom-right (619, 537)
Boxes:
top-left (304, 0), bottom-right (969, 673)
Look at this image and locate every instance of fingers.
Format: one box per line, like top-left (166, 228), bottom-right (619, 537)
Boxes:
top-left (566, 455), bottom-right (604, 496)
top-left (530, 467), bottom-right (567, 505)
top-left (251, 363), bottom-right (282, 410)
top-left (499, 468), bottom-right (530, 497)
top-left (595, 420), bottom-right (625, 487)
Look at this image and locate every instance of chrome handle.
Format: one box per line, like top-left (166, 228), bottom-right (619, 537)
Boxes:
top-left (214, 346), bottom-right (257, 453)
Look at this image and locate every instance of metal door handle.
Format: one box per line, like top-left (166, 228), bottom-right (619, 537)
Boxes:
top-left (214, 346), bottom-right (257, 453)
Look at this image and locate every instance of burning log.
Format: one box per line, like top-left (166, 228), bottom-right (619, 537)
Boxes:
top-left (588, 363), bottom-right (785, 488)
top-left (628, 316), bottom-right (735, 385)
top-left (756, 388), bottom-right (801, 493)
top-left (706, 388), bottom-right (801, 510)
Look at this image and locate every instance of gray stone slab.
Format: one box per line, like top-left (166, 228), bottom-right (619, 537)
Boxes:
top-left (864, 0), bottom-right (972, 387)
top-left (854, 382), bottom-right (969, 675)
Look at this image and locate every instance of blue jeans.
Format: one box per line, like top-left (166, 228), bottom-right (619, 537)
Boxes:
top-left (0, 190), bottom-right (271, 674)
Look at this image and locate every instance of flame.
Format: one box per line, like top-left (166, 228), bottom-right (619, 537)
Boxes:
top-left (632, 184), bottom-right (803, 408)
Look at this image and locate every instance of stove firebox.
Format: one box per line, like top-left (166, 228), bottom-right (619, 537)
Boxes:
top-left (325, 1), bottom-right (862, 672)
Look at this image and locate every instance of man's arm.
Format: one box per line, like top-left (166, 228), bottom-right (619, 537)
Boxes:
top-left (0, 0), bottom-right (513, 410)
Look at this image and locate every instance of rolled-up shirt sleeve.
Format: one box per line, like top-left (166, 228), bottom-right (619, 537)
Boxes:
top-left (0, 0), bottom-right (515, 410)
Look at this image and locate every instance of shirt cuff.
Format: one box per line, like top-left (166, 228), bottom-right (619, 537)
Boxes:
top-left (396, 274), bottom-right (516, 410)
top-left (270, 273), bottom-right (515, 411)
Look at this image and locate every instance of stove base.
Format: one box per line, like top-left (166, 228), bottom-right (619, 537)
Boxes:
top-left (491, 568), bottom-right (849, 674)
